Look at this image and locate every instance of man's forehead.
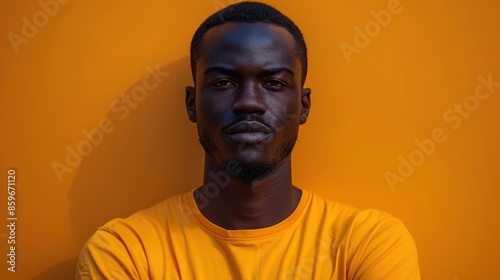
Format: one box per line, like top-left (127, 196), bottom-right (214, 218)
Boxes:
top-left (203, 22), bottom-right (294, 47)
top-left (198, 22), bottom-right (299, 71)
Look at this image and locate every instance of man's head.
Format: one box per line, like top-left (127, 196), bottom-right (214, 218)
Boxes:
top-left (190, 1), bottom-right (308, 86)
top-left (186, 2), bottom-right (311, 181)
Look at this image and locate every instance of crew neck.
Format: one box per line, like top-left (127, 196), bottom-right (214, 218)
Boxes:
top-left (186, 187), bottom-right (311, 240)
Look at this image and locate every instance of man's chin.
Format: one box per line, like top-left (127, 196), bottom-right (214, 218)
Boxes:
top-left (223, 160), bottom-right (275, 182)
top-left (199, 126), bottom-right (297, 181)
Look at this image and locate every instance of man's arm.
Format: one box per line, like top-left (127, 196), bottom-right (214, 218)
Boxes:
top-left (75, 229), bottom-right (147, 280)
top-left (348, 210), bottom-right (421, 279)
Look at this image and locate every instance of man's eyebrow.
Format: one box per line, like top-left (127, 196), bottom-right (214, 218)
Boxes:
top-left (204, 66), bottom-right (237, 75)
top-left (204, 66), bottom-right (294, 76)
top-left (261, 67), bottom-right (294, 76)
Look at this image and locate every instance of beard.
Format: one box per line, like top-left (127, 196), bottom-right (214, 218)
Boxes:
top-left (198, 125), bottom-right (298, 182)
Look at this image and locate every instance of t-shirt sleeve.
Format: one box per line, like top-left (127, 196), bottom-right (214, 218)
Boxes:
top-left (347, 210), bottom-right (421, 279)
top-left (75, 228), bottom-right (148, 280)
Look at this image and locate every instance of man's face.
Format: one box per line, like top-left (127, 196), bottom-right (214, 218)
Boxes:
top-left (186, 22), bottom-right (310, 181)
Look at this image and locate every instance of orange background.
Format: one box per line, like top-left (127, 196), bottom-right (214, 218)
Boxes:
top-left (1, 0), bottom-right (499, 279)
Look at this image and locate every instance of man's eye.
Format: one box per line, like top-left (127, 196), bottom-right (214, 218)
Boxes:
top-left (211, 80), bottom-right (235, 88)
top-left (263, 80), bottom-right (286, 90)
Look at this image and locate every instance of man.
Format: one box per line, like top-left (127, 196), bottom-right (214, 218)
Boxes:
top-left (76, 2), bottom-right (421, 279)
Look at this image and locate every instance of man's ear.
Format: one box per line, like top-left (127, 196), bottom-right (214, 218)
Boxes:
top-left (185, 86), bottom-right (197, 123)
top-left (299, 88), bottom-right (311, 124)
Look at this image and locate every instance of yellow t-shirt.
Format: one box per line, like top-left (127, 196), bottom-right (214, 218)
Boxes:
top-left (76, 188), bottom-right (420, 279)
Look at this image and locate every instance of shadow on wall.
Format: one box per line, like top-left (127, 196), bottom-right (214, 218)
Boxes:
top-left (34, 57), bottom-right (204, 279)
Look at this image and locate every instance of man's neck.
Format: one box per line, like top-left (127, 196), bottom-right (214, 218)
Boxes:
top-left (194, 155), bottom-right (302, 230)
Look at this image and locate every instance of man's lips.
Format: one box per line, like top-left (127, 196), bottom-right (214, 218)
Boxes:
top-left (225, 121), bottom-right (272, 142)
top-left (226, 121), bottom-right (272, 134)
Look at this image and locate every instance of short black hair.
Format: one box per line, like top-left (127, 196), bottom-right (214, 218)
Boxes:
top-left (190, 1), bottom-right (308, 85)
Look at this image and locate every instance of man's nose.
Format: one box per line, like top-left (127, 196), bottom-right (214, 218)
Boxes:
top-left (231, 82), bottom-right (266, 115)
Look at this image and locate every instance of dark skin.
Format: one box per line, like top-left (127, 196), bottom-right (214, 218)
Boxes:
top-left (185, 22), bottom-right (311, 230)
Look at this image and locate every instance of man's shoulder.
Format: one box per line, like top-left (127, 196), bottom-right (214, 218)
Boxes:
top-left (97, 189), bottom-right (192, 238)
top-left (305, 189), bottom-right (404, 233)
top-left (76, 192), bottom-right (193, 279)
top-left (306, 190), bottom-right (420, 278)
top-left (306, 190), bottom-right (360, 216)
